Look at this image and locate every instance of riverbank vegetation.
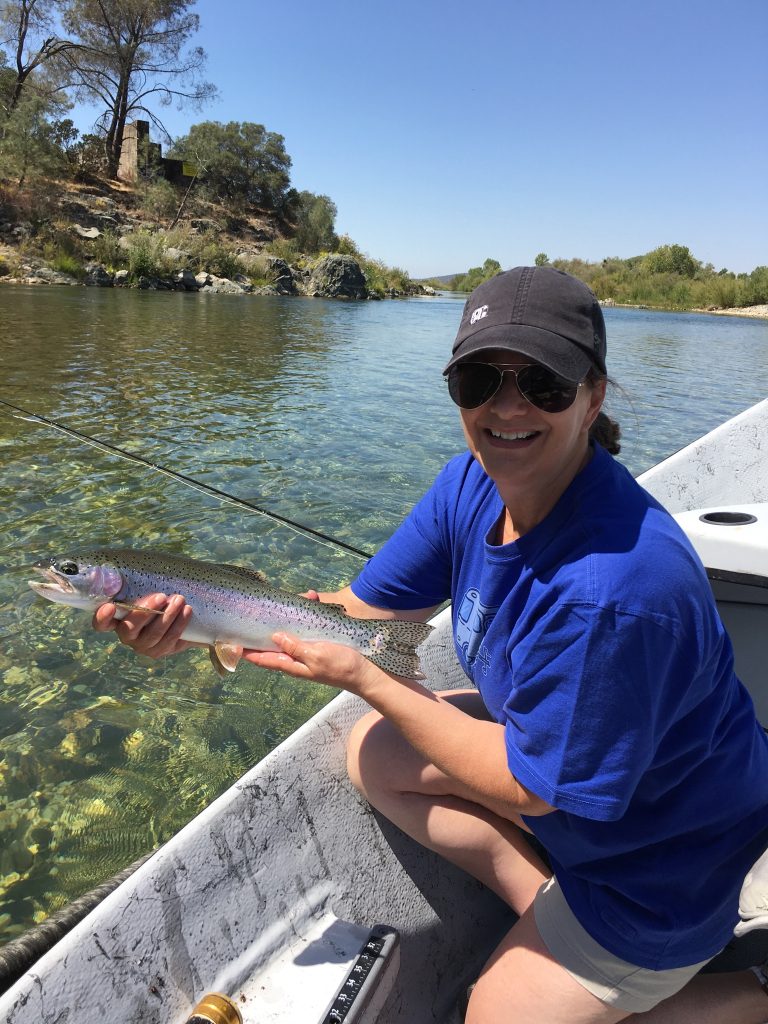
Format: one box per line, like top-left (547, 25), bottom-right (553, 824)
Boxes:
top-left (0, 0), bottom-right (416, 297)
top-left (451, 248), bottom-right (768, 312)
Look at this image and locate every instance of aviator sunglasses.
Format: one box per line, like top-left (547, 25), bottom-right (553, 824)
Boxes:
top-left (446, 362), bottom-right (584, 413)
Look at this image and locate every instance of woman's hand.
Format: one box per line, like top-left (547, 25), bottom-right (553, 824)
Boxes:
top-left (243, 632), bottom-right (380, 693)
top-left (92, 594), bottom-right (198, 659)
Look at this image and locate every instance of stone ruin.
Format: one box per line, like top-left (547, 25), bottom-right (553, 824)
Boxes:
top-left (117, 120), bottom-right (195, 186)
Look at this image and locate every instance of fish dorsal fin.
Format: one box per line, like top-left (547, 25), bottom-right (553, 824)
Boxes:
top-left (209, 641), bottom-right (244, 677)
top-left (214, 563), bottom-right (270, 585)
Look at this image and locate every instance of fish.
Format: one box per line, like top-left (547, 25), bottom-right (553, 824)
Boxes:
top-left (28, 549), bottom-right (434, 679)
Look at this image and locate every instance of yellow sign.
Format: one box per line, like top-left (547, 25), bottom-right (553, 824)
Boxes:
top-left (182, 162), bottom-right (198, 177)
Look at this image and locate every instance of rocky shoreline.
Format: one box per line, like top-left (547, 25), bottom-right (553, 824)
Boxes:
top-left (0, 181), bottom-right (436, 301)
top-left (695, 304), bottom-right (768, 320)
top-left (0, 246), bottom-right (436, 301)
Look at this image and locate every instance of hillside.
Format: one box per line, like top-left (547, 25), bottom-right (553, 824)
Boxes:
top-left (0, 176), bottom-right (431, 299)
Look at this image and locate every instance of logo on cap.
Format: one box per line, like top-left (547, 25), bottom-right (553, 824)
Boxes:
top-left (469, 304), bottom-right (488, 325)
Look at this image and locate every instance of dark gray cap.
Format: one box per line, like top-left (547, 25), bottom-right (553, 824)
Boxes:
top-left (444, 266), bottom-right (607, 382)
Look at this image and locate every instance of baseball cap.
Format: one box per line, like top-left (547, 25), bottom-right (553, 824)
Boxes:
top-left (444, 266), bottom-right (607, 382)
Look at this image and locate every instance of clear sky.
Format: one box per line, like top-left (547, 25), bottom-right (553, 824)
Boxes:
top-left (70, 0), bottom-right (767, 279)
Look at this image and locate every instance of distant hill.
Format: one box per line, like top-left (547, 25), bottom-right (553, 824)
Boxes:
top-left (418, 273), bottom-right (459, 285)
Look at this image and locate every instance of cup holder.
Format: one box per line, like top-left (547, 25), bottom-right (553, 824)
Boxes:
top-left (698, 511), bottom-right (758, 526)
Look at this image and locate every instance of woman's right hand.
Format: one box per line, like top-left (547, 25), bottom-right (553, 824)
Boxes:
top-left (92, 593), bottom-right (197, 659)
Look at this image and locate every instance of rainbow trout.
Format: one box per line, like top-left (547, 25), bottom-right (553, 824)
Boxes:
top-left (28, 549), bottom-right (433, 679)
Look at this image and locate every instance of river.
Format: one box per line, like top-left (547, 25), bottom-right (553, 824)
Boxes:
top-left (0, 285), bottom-right (767, 943)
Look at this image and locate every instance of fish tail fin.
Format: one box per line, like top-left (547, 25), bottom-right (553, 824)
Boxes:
top-left (365, 619), bottom-right (434, 680)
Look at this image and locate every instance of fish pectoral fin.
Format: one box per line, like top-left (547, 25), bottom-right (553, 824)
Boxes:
top-left (209, 641), bottom-right (244, 677)
top-left (113, 601), bottom-right (164, 615)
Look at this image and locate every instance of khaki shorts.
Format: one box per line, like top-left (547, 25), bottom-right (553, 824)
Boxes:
top-left (534, 877), bottom-right (715, 1013)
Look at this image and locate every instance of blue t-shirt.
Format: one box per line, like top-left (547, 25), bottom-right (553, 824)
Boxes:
top-left (352, 444), bottom-right (768, 969)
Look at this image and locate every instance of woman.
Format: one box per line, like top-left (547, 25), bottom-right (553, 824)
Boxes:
top-left (95, 267), bottom-right (768, 1023)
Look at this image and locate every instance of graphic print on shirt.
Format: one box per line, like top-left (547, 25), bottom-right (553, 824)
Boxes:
top-left (455, 588), bottom-right (499, 675)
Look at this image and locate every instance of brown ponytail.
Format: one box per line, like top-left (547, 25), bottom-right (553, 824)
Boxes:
top-left (590, 410), bottom-right (621, 454)
top-left (587, 369), bottom-right (621, 454)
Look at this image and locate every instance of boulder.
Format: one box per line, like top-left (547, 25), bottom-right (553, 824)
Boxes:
top-left (265, 256), bottom-right (295, 295)
top-left (174, 269), bottom-right (199, 291)
top-left (29, 266), bottom-right (79, 286)
top-left (74, 224), bottom-right (101, 239)
top-left (199, 276), bottom-right (246, 294)
top-left (307, 254), bottom-right (367, 299)
top-left (84, 263), bottom-right (113, 287)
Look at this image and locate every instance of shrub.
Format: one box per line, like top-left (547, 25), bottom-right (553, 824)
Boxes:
top-left (195, 242), bottom-right (241, 280)
top-left (238, 252), bottom-right (277, 288)
top-left (91, 230), bottom-right (126, 270)
top-left (124, 231), bottom-right (170, 279)
top-left (266, 237), bottom-right (300, 262)
top-left (50, 253), bottom-right (86, 279)
top-left (137, 177), bottom-right (180, 221)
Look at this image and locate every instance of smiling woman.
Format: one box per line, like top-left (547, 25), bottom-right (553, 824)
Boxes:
top-left (336, 268), bottom-right (768, 1023)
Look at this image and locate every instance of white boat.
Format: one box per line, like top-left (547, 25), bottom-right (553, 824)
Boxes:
top-left (1, 400), bottom-right (767, 1023)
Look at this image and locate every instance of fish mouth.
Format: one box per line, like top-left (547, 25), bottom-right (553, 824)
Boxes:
top-left (28, 566), bottom-right (75, 596)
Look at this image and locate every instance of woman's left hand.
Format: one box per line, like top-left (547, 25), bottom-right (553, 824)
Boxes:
top-left (243, 632), bottom-right (379, 693)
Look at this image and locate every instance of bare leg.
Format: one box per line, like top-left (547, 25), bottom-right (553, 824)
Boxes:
top-left (628, 971), bottom-right (768, 1023)
top-left (466, 905), bottom-right (630, 1024)
top-left (346, 689), bottom-right (549, 914)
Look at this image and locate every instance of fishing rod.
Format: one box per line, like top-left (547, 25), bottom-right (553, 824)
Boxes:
top-left (0, 397), bottom-right (373, 561)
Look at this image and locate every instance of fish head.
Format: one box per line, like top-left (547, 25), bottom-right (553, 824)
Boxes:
top-left (28, 555), bottom-right (124, 610)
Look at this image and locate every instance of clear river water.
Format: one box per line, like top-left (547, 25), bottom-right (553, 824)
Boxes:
top-left (0, 285), bottom-right (767, 943)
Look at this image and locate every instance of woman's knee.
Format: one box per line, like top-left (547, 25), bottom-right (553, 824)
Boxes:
top-left (346, 710), bottom-right (388, 796)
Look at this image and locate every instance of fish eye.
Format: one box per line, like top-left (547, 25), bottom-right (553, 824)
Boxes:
top-left (55, 560), bottom-right (80, 575)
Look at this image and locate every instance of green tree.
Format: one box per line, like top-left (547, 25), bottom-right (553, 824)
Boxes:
top-left (0, 88), bottom-right (74, 183)
top-left (452, 257), bottom-right (501, 292)
top-left (0, 0), bottom-right (75, 117)
top-left (62, 0), bottom-right (213, 177)
top-left (169, 121), bottom-right (292, 212)
top-left (291, 190), bottom-right (337, 253)
top-left (643, 244), bottom-right (699, 278)
top-left (534, 252), bottom-right (549, 266)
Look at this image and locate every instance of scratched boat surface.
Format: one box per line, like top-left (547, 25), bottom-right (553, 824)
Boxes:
top-left (1, 398), bottom-right (766, 1024)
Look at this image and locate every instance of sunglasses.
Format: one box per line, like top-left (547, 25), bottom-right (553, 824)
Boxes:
top-left (446, 362), bottom-right (584, 413)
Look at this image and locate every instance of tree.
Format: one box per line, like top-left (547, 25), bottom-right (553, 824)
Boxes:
top-left (291, 190), bottom-right (337, 253)
top-left (62, 0), bottom-right (213, 177)
top-left (169, 121), bottom-right (292, 212)
top-left (643, 244), bottom-right (699, 279)
top-left (0, 87), bottom-right (76, 183)
top-left (452, 257), bottom-right (502, 292)
top-left (534, 252), bottom-right (549, 266)
top-left (0, 0), bottom-right (75, 116)
top-left (0, 1), bottom-right (76, 183)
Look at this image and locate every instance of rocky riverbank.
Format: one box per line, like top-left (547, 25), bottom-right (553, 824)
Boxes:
top-left (696, 304), bottom-right (768, 320)
top-left (0, 178), bottom-right (435, 301)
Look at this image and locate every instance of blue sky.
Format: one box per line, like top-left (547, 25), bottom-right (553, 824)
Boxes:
top-left (70, 0), bottom-right (767, 279)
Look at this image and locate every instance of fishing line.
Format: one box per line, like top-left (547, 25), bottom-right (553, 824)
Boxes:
top-left (0, 397), bottom-right (373, 561)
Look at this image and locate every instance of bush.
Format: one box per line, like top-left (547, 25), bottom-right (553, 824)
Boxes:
top-left (266, 237), bottom-right (300, 263)
top-left (124, 231), bottom-right (170, 279)
top-left (91, 230), bottom-right (126, 270)
top-left (50, 252), bottom-right (86, 279)
top-left (195, 241), bottom-right (241, 279)
top-left (360, 257), bottom-right (411, 297)
top-left (137, 178), bottom-right (179, 221)
top-left (238, 252), bottom-right (277, 287)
